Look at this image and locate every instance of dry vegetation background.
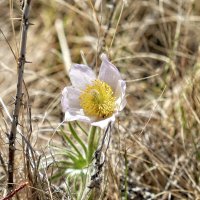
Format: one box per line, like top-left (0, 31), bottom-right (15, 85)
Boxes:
top-left (0, 0), bottom-right (200, 199)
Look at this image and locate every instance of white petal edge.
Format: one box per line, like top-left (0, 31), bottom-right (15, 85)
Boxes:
top-left (98, 53), bottom-right (122, 92)
top-left (115, 80), bottom-right (127, 111)
top-left (69, 64), bottom-right (96, 90)
top-left (64, 108), bottom-right (92, 123)
top-left (65, 108), bottom-right (116, 129)
top-left (91, 114), bottom-right (116, 129)
top-left (61, 86), bottom-right (81, 112)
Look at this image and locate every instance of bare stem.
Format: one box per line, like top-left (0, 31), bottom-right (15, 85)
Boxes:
top-left (7, 0), bottom-right (32, 192)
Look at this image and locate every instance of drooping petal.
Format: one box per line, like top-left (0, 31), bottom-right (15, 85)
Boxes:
top-left (61, 86), bottom-right (81, 112)
top-left (64, 108), bottom-right (92, 123)
top-left (115, 80), bottom-right (127, 111)
top-left (69, 64), bottom-right (96, 90)
top-left (98, 54), bottom-right (122, 92)
top-left (64, 107), bottom-right (116, 128)
top-left (91, 114), bottom-right (116, 129)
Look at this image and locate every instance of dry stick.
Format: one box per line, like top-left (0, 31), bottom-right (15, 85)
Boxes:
top-left (2, 182), bottom-right (29, 200)
top-left (108, 0), bottom-right (125, 51)
top-left (0, 152), bottom-right (7, 173)
top-left (102, 0), bottom-right (117, 47)
top-left (7, 0), bottom-right (32, 192)
top-left (91, 0), bottom-right (117, 67)
top-left (88, 122), bottom-right (112, 189)
top-left (81, 123), bottom-right (112, 200)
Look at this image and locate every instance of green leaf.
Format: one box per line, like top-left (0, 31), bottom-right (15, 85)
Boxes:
top-left (75, 121), bottom-right (88, 136)
top-left (60, 128), bottom-right (84, 159)
top-left (69, 122), bottom-right (87, 157)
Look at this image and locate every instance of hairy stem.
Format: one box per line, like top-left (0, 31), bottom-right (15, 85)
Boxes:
top-left (87, 126), bottom-right (97, 164)
top-left (7, 0), bottom-right (32, 192)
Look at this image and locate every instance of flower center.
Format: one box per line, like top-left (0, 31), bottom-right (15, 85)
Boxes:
top-left (79, 80), bottom-right (116, 118)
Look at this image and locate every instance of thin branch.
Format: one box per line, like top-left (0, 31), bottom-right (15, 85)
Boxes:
top-left (2, 182), bottom-right (29, 200)
top-left (92, 0), bottom-right (117, 67)
top-left (0, 152), bottom-right (7, 173)
top-left (88, 122), bottom-right (112, 189)
top-left (81, 123), bottom-right (113, 200)
top-left (108, 0), bottom-right (125, 51)
top-left (102, 0), bottom-right (117, 47)
top-left (0, 28), bottom-right (17, 62)
top-left (7, 0), bottom-right (32, 192)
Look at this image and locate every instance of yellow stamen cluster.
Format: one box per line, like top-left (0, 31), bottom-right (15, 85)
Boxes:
top-left (80, 80), bottom-right (116, 118)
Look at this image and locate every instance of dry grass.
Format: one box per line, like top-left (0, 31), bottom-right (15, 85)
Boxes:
top-left (0, 0), bottom-right (200, 199)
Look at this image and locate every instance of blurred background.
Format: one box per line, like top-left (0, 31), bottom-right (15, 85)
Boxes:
top-left (0, 0), bottom-right (200, 199)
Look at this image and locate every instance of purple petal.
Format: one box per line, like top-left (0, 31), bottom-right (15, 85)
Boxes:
top-left (98, 54), bottom-right (122, 92)
top-left (61, 86), bottom-right (81, 112)
top-left (69, 64), bottom-right (96, 90)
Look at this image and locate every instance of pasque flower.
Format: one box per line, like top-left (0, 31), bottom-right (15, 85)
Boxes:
top-left (61, 54), bottom-right (126, 129)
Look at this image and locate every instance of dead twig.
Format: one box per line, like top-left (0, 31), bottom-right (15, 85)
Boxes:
top-left (92, 0), bottom-right (117, 67)
top-left (0, 152), bottom-right (7, 173)
top-left (88, 122), bottom-right (112, 189)
top-left (7, 0), bottom-right (32, 192)
top-left (2, 182), bottom-right (29, 200)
